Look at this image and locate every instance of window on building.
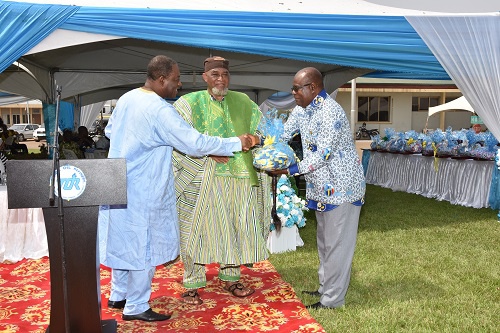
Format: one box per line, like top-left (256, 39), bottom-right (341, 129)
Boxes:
top-left (412, 97), bottom-right (440, 111)
top-left (12, 115), bottom-right (20, 124)
top-left (358, 96), bottom-right (390, 122)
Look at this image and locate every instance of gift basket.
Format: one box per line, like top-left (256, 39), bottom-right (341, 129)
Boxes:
top-left (424, 129), bottom-right (445, 157)
top-left (253, 109), bottom-right (297, 171)
top-left (370, 134), bottom-right (380, 150)
top-left (404, 130), bottom-right (423, 154)
top-left (253, 109), bottom-right (298, 232)
top-left (369, 126), bottom-right (497, 160)
top-left (421, 133), bottom-right (434, 156)
top-left (389, 131), bottom-right (406, 153)
top-left (376, 128), bottom-right (396, 152)
top-left (446, 130), bottom-right (468, 158)
top-left (469, 131), bottom-right (498, 160)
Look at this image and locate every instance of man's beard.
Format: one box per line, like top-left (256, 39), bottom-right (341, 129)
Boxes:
top-left (211, 87), bottom-right (228, 96)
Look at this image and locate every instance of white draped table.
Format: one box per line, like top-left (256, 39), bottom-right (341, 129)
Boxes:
top-left (0, 186), bottom-right (48, 263)
top-left (365, 151), bottom-right (494, 208)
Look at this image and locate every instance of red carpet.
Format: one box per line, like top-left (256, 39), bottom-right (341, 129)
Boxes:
top-left (0, 258), bottom-right (326, 332)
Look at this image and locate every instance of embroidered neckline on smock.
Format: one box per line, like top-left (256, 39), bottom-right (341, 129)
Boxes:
top-left (308, 89), bottom-right (328, 108)
top-left (210, 95), bottom-right (225, 102)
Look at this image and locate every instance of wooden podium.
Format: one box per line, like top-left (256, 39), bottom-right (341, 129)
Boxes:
top-left (6, 159), bottom-right (127, 333)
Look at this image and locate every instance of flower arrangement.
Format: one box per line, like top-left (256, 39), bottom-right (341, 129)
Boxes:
top-left (270, 175), bottom-right (307, 231)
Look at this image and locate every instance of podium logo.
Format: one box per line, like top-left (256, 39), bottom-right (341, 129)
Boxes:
top-left (53, 164), bottom-right (87, 201)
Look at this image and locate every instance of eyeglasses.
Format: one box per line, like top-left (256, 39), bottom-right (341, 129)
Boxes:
top-left (291, 83), bottom-right (311, 92)
top-left (209, 72), bottom-right (229, 80)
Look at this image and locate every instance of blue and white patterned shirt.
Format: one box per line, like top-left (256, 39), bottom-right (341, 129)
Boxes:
top-left (283, 90), bottom-right (366, 208)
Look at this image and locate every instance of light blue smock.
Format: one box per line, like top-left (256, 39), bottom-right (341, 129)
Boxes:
top-left (98, 88), bottom-right (241, 270)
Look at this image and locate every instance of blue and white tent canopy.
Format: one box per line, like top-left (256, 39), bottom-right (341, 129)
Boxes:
top-left (0, 0), bottom-right (499, 139)
top-left (0, 0), bottom-right (457, 106)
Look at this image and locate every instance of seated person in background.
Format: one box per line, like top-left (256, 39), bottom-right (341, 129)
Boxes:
top-left (60, 130), bottom-right (83, 159)
top-left (0, 138), bottom-right (7, 171)
top-left (0, 118), bottom-right (7, 139)
top-left (4, 130), bottom-right (28, 154)
top-left (472, 124), bottom-right (482, 134)
top-left (76, 126), bottom-right (95, 153)
top-left (95, 135), bottom-right (110, 150)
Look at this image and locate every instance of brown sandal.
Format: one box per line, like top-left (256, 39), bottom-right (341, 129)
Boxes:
top-left (225, 282), bottom-right (254, 297)
top-left (181, 289), bottom-right (203, 305)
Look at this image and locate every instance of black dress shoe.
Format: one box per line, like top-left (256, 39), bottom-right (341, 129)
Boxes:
top-left (122, 308), bottom-right (171, 322)
top-left (302, 290), bottom-right (321, 297)
top-left (107, 299), bottom-right (126, 309)
top-left (306, 302), bottom-right (334, 310)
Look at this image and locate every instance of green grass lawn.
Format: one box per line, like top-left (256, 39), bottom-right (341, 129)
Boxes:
top-left (270, 185), bottom-right (499, 333)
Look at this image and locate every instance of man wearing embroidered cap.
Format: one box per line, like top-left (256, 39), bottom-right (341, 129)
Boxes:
top-left (173, 56), bottom-right (270, 305)
top-left (268, 67), bottom-right (366, 309)
top-left (98, 55), bottom-right (256, 322)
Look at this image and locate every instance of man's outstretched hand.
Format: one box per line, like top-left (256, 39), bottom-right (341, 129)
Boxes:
top-left (209, 155), bottom-right (229, 163)
top-left (238, 134), bottom-right (260, 151)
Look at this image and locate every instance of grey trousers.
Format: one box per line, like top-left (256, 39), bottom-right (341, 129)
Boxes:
top-left (315, 202), bottom-right (361, 308)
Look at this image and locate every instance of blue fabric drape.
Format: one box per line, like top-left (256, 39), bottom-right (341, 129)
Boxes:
top-left (0, 2), bottom-right (79, 73)
top-left (58, 101), bottom-right (74, 131)
top-left (42, 103), bottom-right (56, 158)
top-left (362, 149), bottom-right (371, 176)
top-left (0, 1), bottom-right (448, 79)
top-left (488, 166), bottom-right (500, 210)
top-left (42, 101), bottom-right (74, 158)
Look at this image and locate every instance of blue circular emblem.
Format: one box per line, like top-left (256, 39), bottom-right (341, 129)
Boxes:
top-left (53, 164), bottom-right (87, 201)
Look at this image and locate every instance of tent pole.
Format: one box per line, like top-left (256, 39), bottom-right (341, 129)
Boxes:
top-left (439, 92), bottom-right (445, 130)
top-left (351, 79), bottom-right (357, 139)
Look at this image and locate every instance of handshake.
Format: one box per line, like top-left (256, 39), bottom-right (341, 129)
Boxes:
top-left (238, 134), bottom-right (260, 152)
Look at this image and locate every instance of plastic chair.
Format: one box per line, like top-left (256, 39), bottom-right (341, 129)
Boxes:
top-left (62, 149), bottom-right (79, 160)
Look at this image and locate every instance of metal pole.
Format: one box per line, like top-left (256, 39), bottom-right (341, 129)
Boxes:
top-left (351, 79), bottom-right (357, 140)
top-left (49, 86), bottom-right (71, 333)
top-left (26, 101), bottom-right (30, 123)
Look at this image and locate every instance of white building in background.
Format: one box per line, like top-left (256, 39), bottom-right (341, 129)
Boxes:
top-left (1, 80), bottom-right (477, 135)
top-left (262, 78), bottom-right (475, 136)
top-left (0, 100), bottom-right (43, 126)
top-left (335, 78), bottom-right (474, 135)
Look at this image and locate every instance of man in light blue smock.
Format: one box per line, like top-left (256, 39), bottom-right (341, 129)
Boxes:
top-left (98, 55), bottom-right (255, 322)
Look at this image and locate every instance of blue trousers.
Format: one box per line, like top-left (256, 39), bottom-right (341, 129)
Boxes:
top-left (109, 266), bottom-right (156, 315)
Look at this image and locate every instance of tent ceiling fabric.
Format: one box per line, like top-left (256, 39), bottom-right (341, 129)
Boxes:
top-left (0, 1), bottom-right (498, 108)
top-left (1, 38), bottom-right (372, 105)
top-left (0, 0), bottom-right (461, 106)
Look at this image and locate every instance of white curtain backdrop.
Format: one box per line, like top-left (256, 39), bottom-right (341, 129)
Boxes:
top-left (406, 14), bottom-right (500, 139)
top-left (259, 90), bottom-right (338, 113)
top-left (79, 101), bottom-right (105, 129)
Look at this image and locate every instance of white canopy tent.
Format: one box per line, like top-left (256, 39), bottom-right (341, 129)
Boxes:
top-left (424, 96), bottom-right (475, 131)
top-left (428, 96), bottom-right (474, 118)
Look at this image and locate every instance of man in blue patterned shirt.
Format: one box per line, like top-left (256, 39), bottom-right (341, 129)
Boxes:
top-left (268, 67), bottom-right (365, 309)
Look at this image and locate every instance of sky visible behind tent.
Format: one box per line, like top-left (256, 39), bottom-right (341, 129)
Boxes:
top-left (367, 0), bottom-right (499, 13)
